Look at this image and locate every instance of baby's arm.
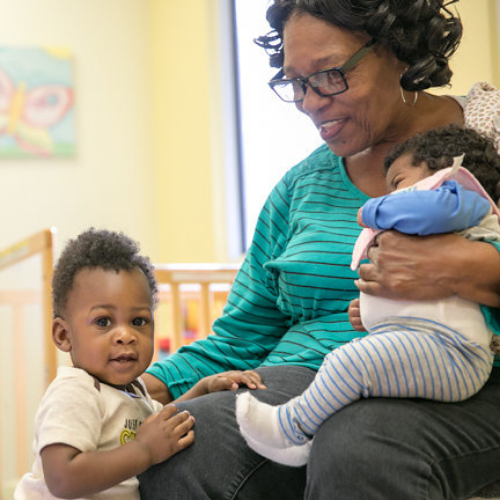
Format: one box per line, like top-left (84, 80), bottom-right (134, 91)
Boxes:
top-left (175, 370), bottom-right (267, 402)
top-left (360, 181), bottom-right (491, 235)
top-left (41, 404), bottom-right (194, 498)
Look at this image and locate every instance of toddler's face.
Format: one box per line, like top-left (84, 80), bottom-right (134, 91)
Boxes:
top-left (55, 267), bottom-right (154, 388)
top-left (386, 153), bottom-right (431, 192)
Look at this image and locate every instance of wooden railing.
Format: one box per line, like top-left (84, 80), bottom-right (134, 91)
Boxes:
top-left (0, 228), bottom-right (57, 386)
top-left (153, 263), bottom-right (240, 354)
top-left (0, 228), bottom-right (56, 498)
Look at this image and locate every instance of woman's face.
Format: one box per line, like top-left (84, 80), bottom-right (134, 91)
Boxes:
top-left (282, 12), bottom-right (408, 159)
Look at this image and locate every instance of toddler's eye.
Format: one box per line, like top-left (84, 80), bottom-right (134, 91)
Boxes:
top-left (95, 317), bottom-right (111, 327)
top-left (132, 317), bottom-right (148, 327)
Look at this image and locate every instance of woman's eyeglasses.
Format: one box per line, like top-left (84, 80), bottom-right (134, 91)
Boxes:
top-left (269, 39), bottom-right (376, 103)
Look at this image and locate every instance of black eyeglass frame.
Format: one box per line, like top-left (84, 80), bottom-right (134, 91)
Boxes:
top-left (269, 38), bottom-right (377, 103)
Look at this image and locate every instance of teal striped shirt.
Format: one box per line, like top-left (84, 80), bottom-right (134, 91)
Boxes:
top-left (147, 144), bottom-right (500, 399)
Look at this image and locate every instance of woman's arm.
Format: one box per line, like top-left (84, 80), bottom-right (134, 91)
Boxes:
top-left (357, 231), bottom-right (500, 308)
top-left (145, 180), bottom-right (292, 400)
top-left (142, 370), bottom-right (267, 404)
top-left (141, 373), bottom-right (173, 404)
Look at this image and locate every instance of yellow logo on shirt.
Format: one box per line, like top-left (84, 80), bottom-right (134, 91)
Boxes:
top-left (120, 429), bottom-right (137, 444)
top-left (120, 418), bottom-right (141, 444)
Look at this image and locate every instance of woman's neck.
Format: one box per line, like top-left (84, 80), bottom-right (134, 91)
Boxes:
top-left (344, 92), bottom-right (465, 197)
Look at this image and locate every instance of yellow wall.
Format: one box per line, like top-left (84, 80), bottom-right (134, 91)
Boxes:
top-left (0, 0), bottom-right (159, 262)
top-left (442, 1), bottom-right (499, 94)
top-left (150, 1), bottom-right (217, 263)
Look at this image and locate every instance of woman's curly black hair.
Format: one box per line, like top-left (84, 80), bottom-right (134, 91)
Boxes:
top-left (384, 124), bottom-right (500, 200)
top-left (256, 0), bottom-right (462, 91)
top-left (52, 228), bottom-right (158, 318)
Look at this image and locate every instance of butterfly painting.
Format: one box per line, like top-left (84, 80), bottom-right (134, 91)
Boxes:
top-left (0, 47), bottom-right (75, 158)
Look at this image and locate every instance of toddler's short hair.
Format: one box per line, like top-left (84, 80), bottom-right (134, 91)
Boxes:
top-left (52, 228), bottom-right (157, 318)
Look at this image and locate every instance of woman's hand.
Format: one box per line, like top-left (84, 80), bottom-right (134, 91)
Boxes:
top-left (201, 370), bottom-right (267, 393)
top-left (356, 231), bottom-right (500, 307)
top-left (193, 370), bottom-right (266, 395)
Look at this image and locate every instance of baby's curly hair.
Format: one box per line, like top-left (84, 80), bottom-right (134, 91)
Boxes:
top-left (52, 228), bottom-right (158, 318)
top-left (384, 124), bottom-right (500, 200)
top-left (256, 0), bottom-right (462, 91)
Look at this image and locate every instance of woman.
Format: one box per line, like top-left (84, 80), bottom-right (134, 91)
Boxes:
top-left (140, 1), bottom-right (500, 498)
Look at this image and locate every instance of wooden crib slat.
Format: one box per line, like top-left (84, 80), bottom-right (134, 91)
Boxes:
top-left (154, 264), bottom-right (240, 355)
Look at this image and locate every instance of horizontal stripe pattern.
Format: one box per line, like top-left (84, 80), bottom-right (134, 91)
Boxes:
top-left (149, 145), bottom-right (373, 398)
top-left (147, 144), bottom-right (500, 399)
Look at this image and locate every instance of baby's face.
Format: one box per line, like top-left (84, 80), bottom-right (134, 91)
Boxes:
top-left (386, 153), bottom-right (431, 192)
top-left (60, 267), bottom-right (155, 388)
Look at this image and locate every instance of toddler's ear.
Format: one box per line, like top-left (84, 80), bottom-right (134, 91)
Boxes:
top-left (52, 318), bottom-right (72, 352)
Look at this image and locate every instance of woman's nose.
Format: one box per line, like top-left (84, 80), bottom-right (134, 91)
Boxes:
top-left (299, 86), bottom-right (330, 115)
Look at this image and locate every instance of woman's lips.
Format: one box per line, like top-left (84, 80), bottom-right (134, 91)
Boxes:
top-left (318, 119), bottom-right (345, 142)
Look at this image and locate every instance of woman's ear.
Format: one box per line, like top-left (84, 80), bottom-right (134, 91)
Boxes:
top-left (52, 317), bottom-right (72, 353)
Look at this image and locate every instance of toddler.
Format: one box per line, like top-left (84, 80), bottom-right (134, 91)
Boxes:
top-left (15, 228), bottom-right (261, 499)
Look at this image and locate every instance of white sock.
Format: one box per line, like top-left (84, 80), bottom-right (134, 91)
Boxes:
top-left (235, 392), bottom-right (312, 467)
top-left (236, 392), bottom-right (291, 447)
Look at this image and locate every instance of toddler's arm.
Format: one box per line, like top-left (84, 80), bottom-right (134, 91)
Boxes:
top-left (41, 404), bottom-right (194, 498)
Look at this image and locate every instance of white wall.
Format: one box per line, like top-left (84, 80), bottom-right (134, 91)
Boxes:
top-left (0, 0), bottom-right (159, 261)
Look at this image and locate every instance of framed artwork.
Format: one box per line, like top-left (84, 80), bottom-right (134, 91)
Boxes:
top-left (0, 46), bottom-right (75, 158)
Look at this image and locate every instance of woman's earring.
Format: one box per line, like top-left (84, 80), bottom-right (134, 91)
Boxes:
top-left (400, 87), bottom-right (418, 107)
top-left (400, 70), bottom-right (418, 107)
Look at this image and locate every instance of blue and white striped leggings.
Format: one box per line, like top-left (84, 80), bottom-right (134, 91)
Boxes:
top-left (279, 318), bottom-right (494, 445)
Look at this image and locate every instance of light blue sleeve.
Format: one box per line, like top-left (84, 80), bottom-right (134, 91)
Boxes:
top-left (361, 180), bottom-right (491, 235)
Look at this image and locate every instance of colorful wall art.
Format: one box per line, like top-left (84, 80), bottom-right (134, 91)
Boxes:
top-left (0, 46), bottom-right (75, 158)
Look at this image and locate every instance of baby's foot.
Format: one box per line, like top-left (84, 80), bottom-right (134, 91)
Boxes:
top-left (236, 392), bottom-right (291, 448)
top-left (240, 424), bottom-right (312, 466)
top-left (236, 392), bottom-right (311, 467)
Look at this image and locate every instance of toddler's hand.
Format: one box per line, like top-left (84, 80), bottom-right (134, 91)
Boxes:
top-left (135, 404), bottom-right (195, 465)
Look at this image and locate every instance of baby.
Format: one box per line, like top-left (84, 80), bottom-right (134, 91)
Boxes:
top-left (236, 125), bottom-right (500, 467)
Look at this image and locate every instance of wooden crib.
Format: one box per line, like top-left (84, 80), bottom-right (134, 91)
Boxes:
top-left (0, 229), bottom-right (56, 498)
top-left (0, 228), bottom-right (238, 498)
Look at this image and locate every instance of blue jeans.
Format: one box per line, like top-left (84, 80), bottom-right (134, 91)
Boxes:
top-left (138, 366), bottom-right (500, 500)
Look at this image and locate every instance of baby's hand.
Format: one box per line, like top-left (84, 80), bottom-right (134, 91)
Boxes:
top-left (200, 370), bottom-right (267, 394)
top-left (135, 404), bottom-right (195, 465)
top-left (357, 207), bottom-right (367, 227)
top-left (348, 298), bottom-right (365, 332)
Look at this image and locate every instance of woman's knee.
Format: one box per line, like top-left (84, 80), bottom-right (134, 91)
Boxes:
top-left (306, 399), bottom-right (432, 499)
